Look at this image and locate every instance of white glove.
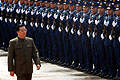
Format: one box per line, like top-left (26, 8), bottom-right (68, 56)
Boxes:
top-left (88, 19), bottom-right (93, 24)
top-left (112, 21), bottom-right (117, 27)
top-left (66, 15), bottom-right (69, 20)
top-left (21, 9), bottom-right (24, 13)
top-left (31, 11), bottom-right (34, 15)
top-left (80, 18), bottom-right (85, 23)
top-left (109, 35), bottom-right (112, 40)
top-left (1, 7), bottom-right (5, 11)
top-left (10, 8), bottom-right (13, 12)
top-left (60, 15), bottom-right (64, 21)
top-left (24, 21), bottom-right (27, 25)
top-left (95, 20), bottom-right (99, 25)
top-left (0, 17), bottom-right (3, 21)
top-left (41, 23), bottom-right (44, 28)
top-left (77, 30), bottom-right (81, 36)
top-left (36, 11), bottom-right (39, 15)
top-left (118, 37), bottom-right (120, 42)
top-left (65, 27), bottom-right (69, 32)
top-left (30, 22), bottom-right (33, 27)
top-left (73, 17), bottom-right (75, 22)
top-left (9, 18), bottom-right (12, 23)
top-left (58, 27), bottom-right (62, 32)
top-left (51, 24), bottom-right (54, 30)
top-left (71, 28), bottom-right (74, 34)
top-left (101, 33), bottom-right (104, 39)
top-left (5, 18), bottom-right (7, 22)
top-left (82, 19), bottom-right (84, 23)
top-left (20, 19), bottom-right (22, 24)
top-left (73, 17), bottom-right (78, 22)
top-left (54, 13), bottom-right (56, 19)
top-left (16, 9), bottom-right (20, 14)
top-left (47, 13), bottom-right (51, 18)
top-left (92, 32), bottom-right (95, 38)
top-left (46, 25), bottom-right (49, 30)
top-left (87, 31), bottom-right (90, 37)
top-left (35, 22), bottom-right (38, 27)
top-left (54, 13), bottom-right (58, 19)
top-left (43, 13), bottom-right (47, 17)
top-left (14, 19), bottom-right (17, 23)
top-left (42, 12), bottom-right (44, 17)
top-left (80, 18), bottom-right (82, 23)
top-left (7, 7), bottom-right (9, 12)
top-left (25, 10), bottom-right (28, 14)
top-left (104, 20), bottom-right (109, 26)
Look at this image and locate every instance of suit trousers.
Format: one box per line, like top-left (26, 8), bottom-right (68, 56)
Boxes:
top-left (17, 73), bottom-right (32, 80)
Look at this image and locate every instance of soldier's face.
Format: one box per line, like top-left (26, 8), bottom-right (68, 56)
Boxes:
top-left (98, 7), bottom-right (105, 15)
top-left (76, 5), bottom-right (82, 12)
top-left (20, 0), bottom-right (24, 4)
top-left (69, 5), bottom-right (75, 11)
top-left (64, 4), bottom-right (68, 10)
top-left (58, 4), bottom-right (63, 10)
top-left (91, 7), bottom-right (98, 15)
top-left (45, 2), bottom-right (50, 8)
top-left (17, 26), bottom-right (27, 39)
top-left (50, 3), bottom-right (56, 9)
top-left (116, 10), bottom-right (120, 16)
top-left (14, 0), bottom-right (18, 4)
top-left (36, 1), bottom-right (40, 6)
top-left (83, 6), bottom-right (89, 13)
top-left (29, 1), bottom-right (33, 6)
top-left (4, 0), bottom-right (7, 3)
top-left (8, 0), bottom-right (13, 3)
top-left (40, 2), bottom-right (45, 7)
top-left (24, 1), bottom-right (28, 5)
top-left (107, 9), bottom-right (114, 16)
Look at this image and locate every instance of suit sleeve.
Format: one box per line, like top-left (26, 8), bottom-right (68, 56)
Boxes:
top-left (32, 39), bottom-right (41, 66)
top-left (8, 40), bottom-right (15, 71)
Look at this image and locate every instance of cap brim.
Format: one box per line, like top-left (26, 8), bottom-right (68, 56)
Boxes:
top-left (98, 6), bottom-right (102, 8)
top-left (107, 7), bottom-right (111, 9)
top-left (116, 8), bottom-right (120, 10)
top-left (76, 4), bottom-right (79, 6)
top-left (91, 6), bottom-right (94, 8)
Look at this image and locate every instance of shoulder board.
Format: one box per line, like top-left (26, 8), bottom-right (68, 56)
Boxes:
top-left (10, 37), bottom-right (18, 42)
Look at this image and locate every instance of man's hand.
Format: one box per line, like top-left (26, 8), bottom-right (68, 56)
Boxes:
top-left (10, 71), bottom-right (14, 77)
top-left (36, 65), bottom-right (40, 70)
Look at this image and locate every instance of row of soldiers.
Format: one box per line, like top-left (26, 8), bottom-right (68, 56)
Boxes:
top-left (0, 0), bottom-right (120, 79)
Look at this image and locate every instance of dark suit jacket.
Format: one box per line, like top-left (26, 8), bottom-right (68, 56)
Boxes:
top-left (8, 37), bottom-right (40, 75)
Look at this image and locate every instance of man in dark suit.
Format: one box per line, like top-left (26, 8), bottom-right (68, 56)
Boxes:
top-left (8, 24), bottom-right (41, 80)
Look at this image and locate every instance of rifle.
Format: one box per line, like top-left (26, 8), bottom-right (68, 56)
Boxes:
top-left (88, 16), bottom-right (92, 36)
top-left (58, 20), bottom-right (62, 32)
top-left (79, 16), bottom-right (83, 33)
top-left (94, 17), bottom-right (98, 36)
top-left (47, 18), bottom-right (50, 28)
top-left (103, 22), bottom-right (107, 38)
top-left (72, 21), bottom-right (76, 33)
top-left (1, 4), bottom-right (4, 18)
top-left (65, 20), bottom-right (70, 33)
top-left (51, 19), bottom-right (56, 31)
top-left (111, 20), bottom-right (115, 39)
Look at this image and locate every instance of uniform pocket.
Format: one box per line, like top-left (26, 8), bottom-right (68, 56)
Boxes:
top-left (26, 45), bottom-right (32, 48)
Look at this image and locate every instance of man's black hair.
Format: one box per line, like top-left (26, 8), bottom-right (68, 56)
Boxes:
top-left (16, 24), bottom-right (26, 31)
